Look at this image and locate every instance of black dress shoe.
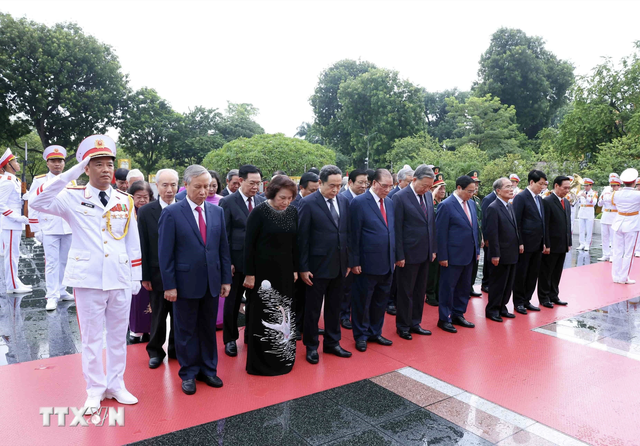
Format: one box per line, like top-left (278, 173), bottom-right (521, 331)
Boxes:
top-left (368, 335), bottom-right (393, 346)
top-left (318, 328), bottom-right (325, 335)
top-left (396, 329), bottom-right (412, 340)
top-left (196, 373), bottom-right (223, 388)
top-left (470, 290), bottom-right (482, 297)
top-left (182, 379), bottom-right (196, 395)
top-left (148, 357), bottom-right (162, 369)
top-left (541, 302), bottom-right (554, 309)
top-left (437, 320), bottom-right (457, 333)
top-left (355, 340), bottom-right (367, 352)
top-left (386, 305), bottom-right (397, 316)
top-left (525, 303), bottom-right (540, 311)
top-left (295, 334), bottom-right (302, 341)
top-left (451, 316), bottom-right (475, 328)
top-left (515, 306), bottom-right (528, 315)
top-left (225, 341), bottom-right (237, 357)
top-left (323, 345), bottom-right (352, 358)
top-left (481, 286), bottom-right (489, 293)
top-left (306, 349), bottom-right (319, 364)
top-left (425, 300), bottom-right (439, 307)
top-left (500, 312), bottom-right (515, 319)
top-left (410, 326), bottom-right (432, 336)
top-left (551, 299), bottom-right (568, 306)
top-left (340, 319), bottom-right (352, 329)
top-left (486, 315), bottom-right (503, 323)
top-left (168, 350), bottom-right (177, 360)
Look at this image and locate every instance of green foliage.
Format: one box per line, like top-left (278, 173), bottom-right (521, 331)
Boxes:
top-left (481, 154), bottom-right (536, 196)
top-left (202, 134), bottom-right (336, 177)
top-left (216, 102), bottom-right (265, 142)
top-left (423, 88), bottom-right (470, 142)
top-left (0, 13), bottom-right (129, 154)
top-left (169, 106), bottom-right (225, 166)
top-left (295, 121), bottom-right (324, 145)
top-left (386, 132), bottom-right (440, 168)
top-left (475, 28), bottom-right (574, 139)
top-left (583, 135), bottom-right (640, 185)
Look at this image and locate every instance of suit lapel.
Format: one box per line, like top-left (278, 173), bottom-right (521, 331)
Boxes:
top-left (498, 201), bottom-right (517, 229)
top-left (315, 192), bottom-right (338, 228)
top-left (235, 192), bottom-right (249, 217)
top-left (405, 188), bottom-right (428, 224)
top-left (83, 186), bottom-right (105, 209)
top-left (451, 195), bottom-right (471, 226)
top-left (204, 202), bottom-right (217, 242)
top-left (366, 192), bottom-right (387, 226)
top-left (180, 200), bottom-right (204, 245)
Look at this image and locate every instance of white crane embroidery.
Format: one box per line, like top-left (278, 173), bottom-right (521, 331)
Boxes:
top-left (262, 306), bottom-right (292, 344)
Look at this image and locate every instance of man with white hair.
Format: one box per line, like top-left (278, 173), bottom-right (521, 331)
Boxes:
top-left (127, 169), bottom-right (144, 186)
top-left (388, 165), bottom-right (414, 199)
top-left (611, 168), bottom-right (640, 284)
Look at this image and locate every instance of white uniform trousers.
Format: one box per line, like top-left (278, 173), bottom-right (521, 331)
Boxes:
top-left (612, 231), bottom-right (639, 282)
top-left (75, 287), bottom-right (132, 397)
top-left (2, 229), bottom-right (26, 290)
top-left (42, 234), bottom-right (72, 300)
top-left (579, 218), bottom-right (594, 247)
top-left (601, 224), bottom-right (614, 259)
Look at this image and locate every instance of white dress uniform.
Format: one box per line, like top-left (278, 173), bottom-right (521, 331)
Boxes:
top-left (577, 181), bottom-right (598, 250)
top-left (611, 169), bottom-right (640, 283)
top-left (0, 149), bottom-right (31, 293)
top-left (598, 174), bottom-right (620, 261)
top-left (30, 135), bottom-right (142, 410)
top-left (27, 146), bottom-right (75, 307)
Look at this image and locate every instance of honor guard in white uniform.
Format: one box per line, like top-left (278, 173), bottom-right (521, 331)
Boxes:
top-left (30, 135), bottom-right (142, 413)
top-left (597, 173), bottom-right (620, 262)
top-left (0, 149), bottom-right (32, 294)
top-left (27, 145), bottom-right (76, 310)
top-left (610, 168), bottom-right (640, 284)
top-left (508, 174), bottom-right (521, 203)
top-left (576, 178), bottom-right (598, 251)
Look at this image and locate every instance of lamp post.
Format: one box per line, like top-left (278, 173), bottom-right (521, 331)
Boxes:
top-left (359, 132), bottom-right (377, 170)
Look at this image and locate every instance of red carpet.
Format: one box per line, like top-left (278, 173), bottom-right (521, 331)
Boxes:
top-left (2, 261), bottom-right (639, 445)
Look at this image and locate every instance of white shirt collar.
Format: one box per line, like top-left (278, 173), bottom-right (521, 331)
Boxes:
top-left (453, 191), bottom-right (465, 204)
top-left (409, 182), bottom-right (422, 203)
top-left (88, 183), bottom-right (111, 200)
top-left (159, 198), bottom-right (175, 209)
top-left (527, 186), bottom-right (538, 199)
top-left (369, 188), bottom-right (383, 203)
top-left (497, 196), bottom-right (509, 206)
top-left (348, 187), bottom-right (357, 198)
top-left (238, 188), bottom-right (251, 204)
top-left (186, 196), bottom-right (204, 212)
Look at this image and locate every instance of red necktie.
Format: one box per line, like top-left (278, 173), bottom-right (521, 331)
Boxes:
top-left (561, 199), bottom-right (565, 210)
top-left (248, 197), bottom-right (253, 212)
top-left (379, 198), bottom-right (388, 226)
top-left (463, 200), bottom-right (472, 225)
top-left (196, 206), bottom-right (207, 244)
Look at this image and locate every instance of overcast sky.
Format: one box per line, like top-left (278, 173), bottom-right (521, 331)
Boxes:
top-left (3, 0), bottom-right (639, 138)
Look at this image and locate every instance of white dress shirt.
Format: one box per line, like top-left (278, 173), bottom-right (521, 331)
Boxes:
top-left (324, 194), bottom-right (340, 216)
top-left (159, 198), bottom-right (175, 209)
top-left (186, 197), bottom-right (206, 229)
top-left (238, 189), bottom-right (253, 210)
top-left (87, 183), bottom-right (111, 207)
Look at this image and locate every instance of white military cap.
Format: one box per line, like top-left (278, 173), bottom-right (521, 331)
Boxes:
top-left (76, 135), bottom-right (117, 163)
top-left (0, 148), bottom-right (16, 169)
top-left (509, 174), bottom-right (520, 182)
top-left (43, 145), bottom-right (66, 161)
top-left (620, 168), bottom-right (639, 184)
top-left (609, 173), bottom-right (621, 185)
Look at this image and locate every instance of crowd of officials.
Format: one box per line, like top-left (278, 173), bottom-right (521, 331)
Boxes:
top-left (2, 134), bottom-right (640, 413)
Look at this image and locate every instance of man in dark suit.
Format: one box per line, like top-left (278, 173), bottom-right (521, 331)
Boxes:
top-left (299, 165), bottom-right (352, 364)
top-left (435, 175), bottom-right (481, 333)
top-left (219, 164), bottom-right (265, 357)
top-left (512, 169), bottom-right (548, 315)
top-left (220, 169), bottom-right (240, 197)
top-left (539, 176), bottom-right (572, 307)
top-left (484, 178), bottom-right (523, 322)
top-left (139, 169), bottom-right (179, 368)
top-left (392, 165), bottom-right (437, 340)
top-left (480, 189), bottom-right (497, 293)
top-left (158, 165), bottom-right (232, 395)
top-left (292, 172), bottom-right (319, 209)
top-left (349, 169), bottom-right (396, 352)
top-left (339, 169), bottom-right (368, 329)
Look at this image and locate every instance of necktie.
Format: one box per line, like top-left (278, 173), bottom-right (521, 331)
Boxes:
top-left (328, 198), bottom-right (339, 226)
top-left (535, 195), bottom-right (542, 217)
top-left (248, 197), bottom-right (253, 212)
top-left (561, 199), bottom-right (565, 210)
top-left (195, 206), bottom-right (207, 244)
top-left (463, 200), bottom-right (472, 225)
top-left (99, 191), bottom-right (108, 207)
top-left (419, 194), bottom-right (427, 216)
top-left (379, 198), bottom-right (388, 226)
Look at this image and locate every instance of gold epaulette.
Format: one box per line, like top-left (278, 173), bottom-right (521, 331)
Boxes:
top-left (66, 185), bottom-right (86, 190)
top-left (115, 189), bottom-right (131, 197)
top-left (35, 174), bottom-right (46, 179)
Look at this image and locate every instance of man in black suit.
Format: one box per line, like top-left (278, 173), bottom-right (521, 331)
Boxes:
top-left (139, 169), bottom-right (179, 368)
top-left (539, 176), bottom-right (572, 307)
top-left (299, 165), bottom-right (352, 364)
top-left (480, 190), bottom-right (497, 293)
top-left (220, 169), bottom-right (240, 197)
top-left (338, 169), bottom-right (368, 329)
top-left (392, 165), bottom-right (436, 339)
top-left (219, 164), bottom-right (265, 357)
top-left (512, 169), bottom-right (548, 315)
top-left (292, 172), bottom-right (319, 209)
top-left (484, 178), bottom-right (522, 322)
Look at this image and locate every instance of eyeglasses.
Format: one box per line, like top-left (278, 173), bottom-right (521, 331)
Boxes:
top-left (376, 182), bottom-right (393, 190)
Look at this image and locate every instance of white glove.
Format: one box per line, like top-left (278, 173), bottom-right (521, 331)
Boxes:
top-left (60, 157), bottom-right (91, 184)
top-left (35, 231), bottom-right (43, 243)
top-left (131, 281), bottom-right (141, 295)
top-left (13, 215), bottom-right (29, 225)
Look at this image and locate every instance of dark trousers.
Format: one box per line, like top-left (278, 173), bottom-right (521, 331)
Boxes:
top-left (425, 257), bottom-right (440, 304)
top-left (438, 262), bottom-right (473, 322)
top-left (538, 252), bottom-right (566, 304)
top-left (173, 287), bottom-right (219, 380)
top-left (486, 262), bottom-right (516, 317)
top-left (352, 271), bottom-right (392, 342)
top-left (294, 277), bottom-right (306, 336)
top-left (146, 288), bottom-right (175, 359)
top-left (340, 272), bottom-right (355, 321)
top-left (387, 269), bottom-right (398, 308)
top-left (481, 246), bottom-right (492, 290)
top-left (303, 274), bottom-right (344, 350)
top-left (396, 261), bottom-right (429, 331)
top-left (470, 258), bottom-right (479, 292)
top-left (513, 251), bottom-right (542, 307)
top-left (223, 271), bottom-right (248, 344)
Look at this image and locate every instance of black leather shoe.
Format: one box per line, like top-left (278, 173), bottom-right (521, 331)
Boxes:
top-left (500, 312), bottom-right (515, 319)
top-left (470, 290), bottom-right (482, 297)
top-left (396, 329), bottom-right (412, 340)
top-left (525, 303), bottom-right (541, 311)
top-left (515, 305), bottom-right (528, 315)
top-left (306, 349), bottom-right (319, 364)
top-left (224, 341), bottom-right (237, 357)
top-left (323, 345), bottom-right (352, 358)
top-left (182, 379), bottom-right (196, 395)
top-left (486, 315), bottom-right (503, 323)
top-left (451, 316), bottom-right (475, 328)
top-left (481, 286), bottom-right (489, 293)
top-left (295, 334), bottom-right (302, 341)
top-left (148, 357), bottom-right (162, 369)
top-left (318, 328), bottom-right (325, 335)
top-left (437, 320), bottom-right (457, 333)
top-left (355, 340), bottom-right (367, 352)
top-left (386, 305), bottom-right (397, 316)
top-left (340, 319), bottom-right (352, 329)
top-left (368, 335), bottom-right (393, 346)
top-left (425, 300), bottom-right (439, 307)
top-left (410, 326), bottom-right (432, 336)
top-left (541, 302), bottom-right (554, 309)
top-left (551, 299), bottom-right (568, 306)
top-left (196, 373), bottom-right (223, 388)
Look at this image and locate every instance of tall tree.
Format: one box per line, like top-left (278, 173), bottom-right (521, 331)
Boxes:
top-left (294, 121), bottom-right (324, 145)
top-left (0, 13), bottom-right (129, 157)
top-left (423, 88), bottom-right (470, 142)
top-left (475, 28), bottom-right (574, 139)
top-left (216, 102), bottom-right (264, 142)
top-left (169, 106), bottom-right (225, 166)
